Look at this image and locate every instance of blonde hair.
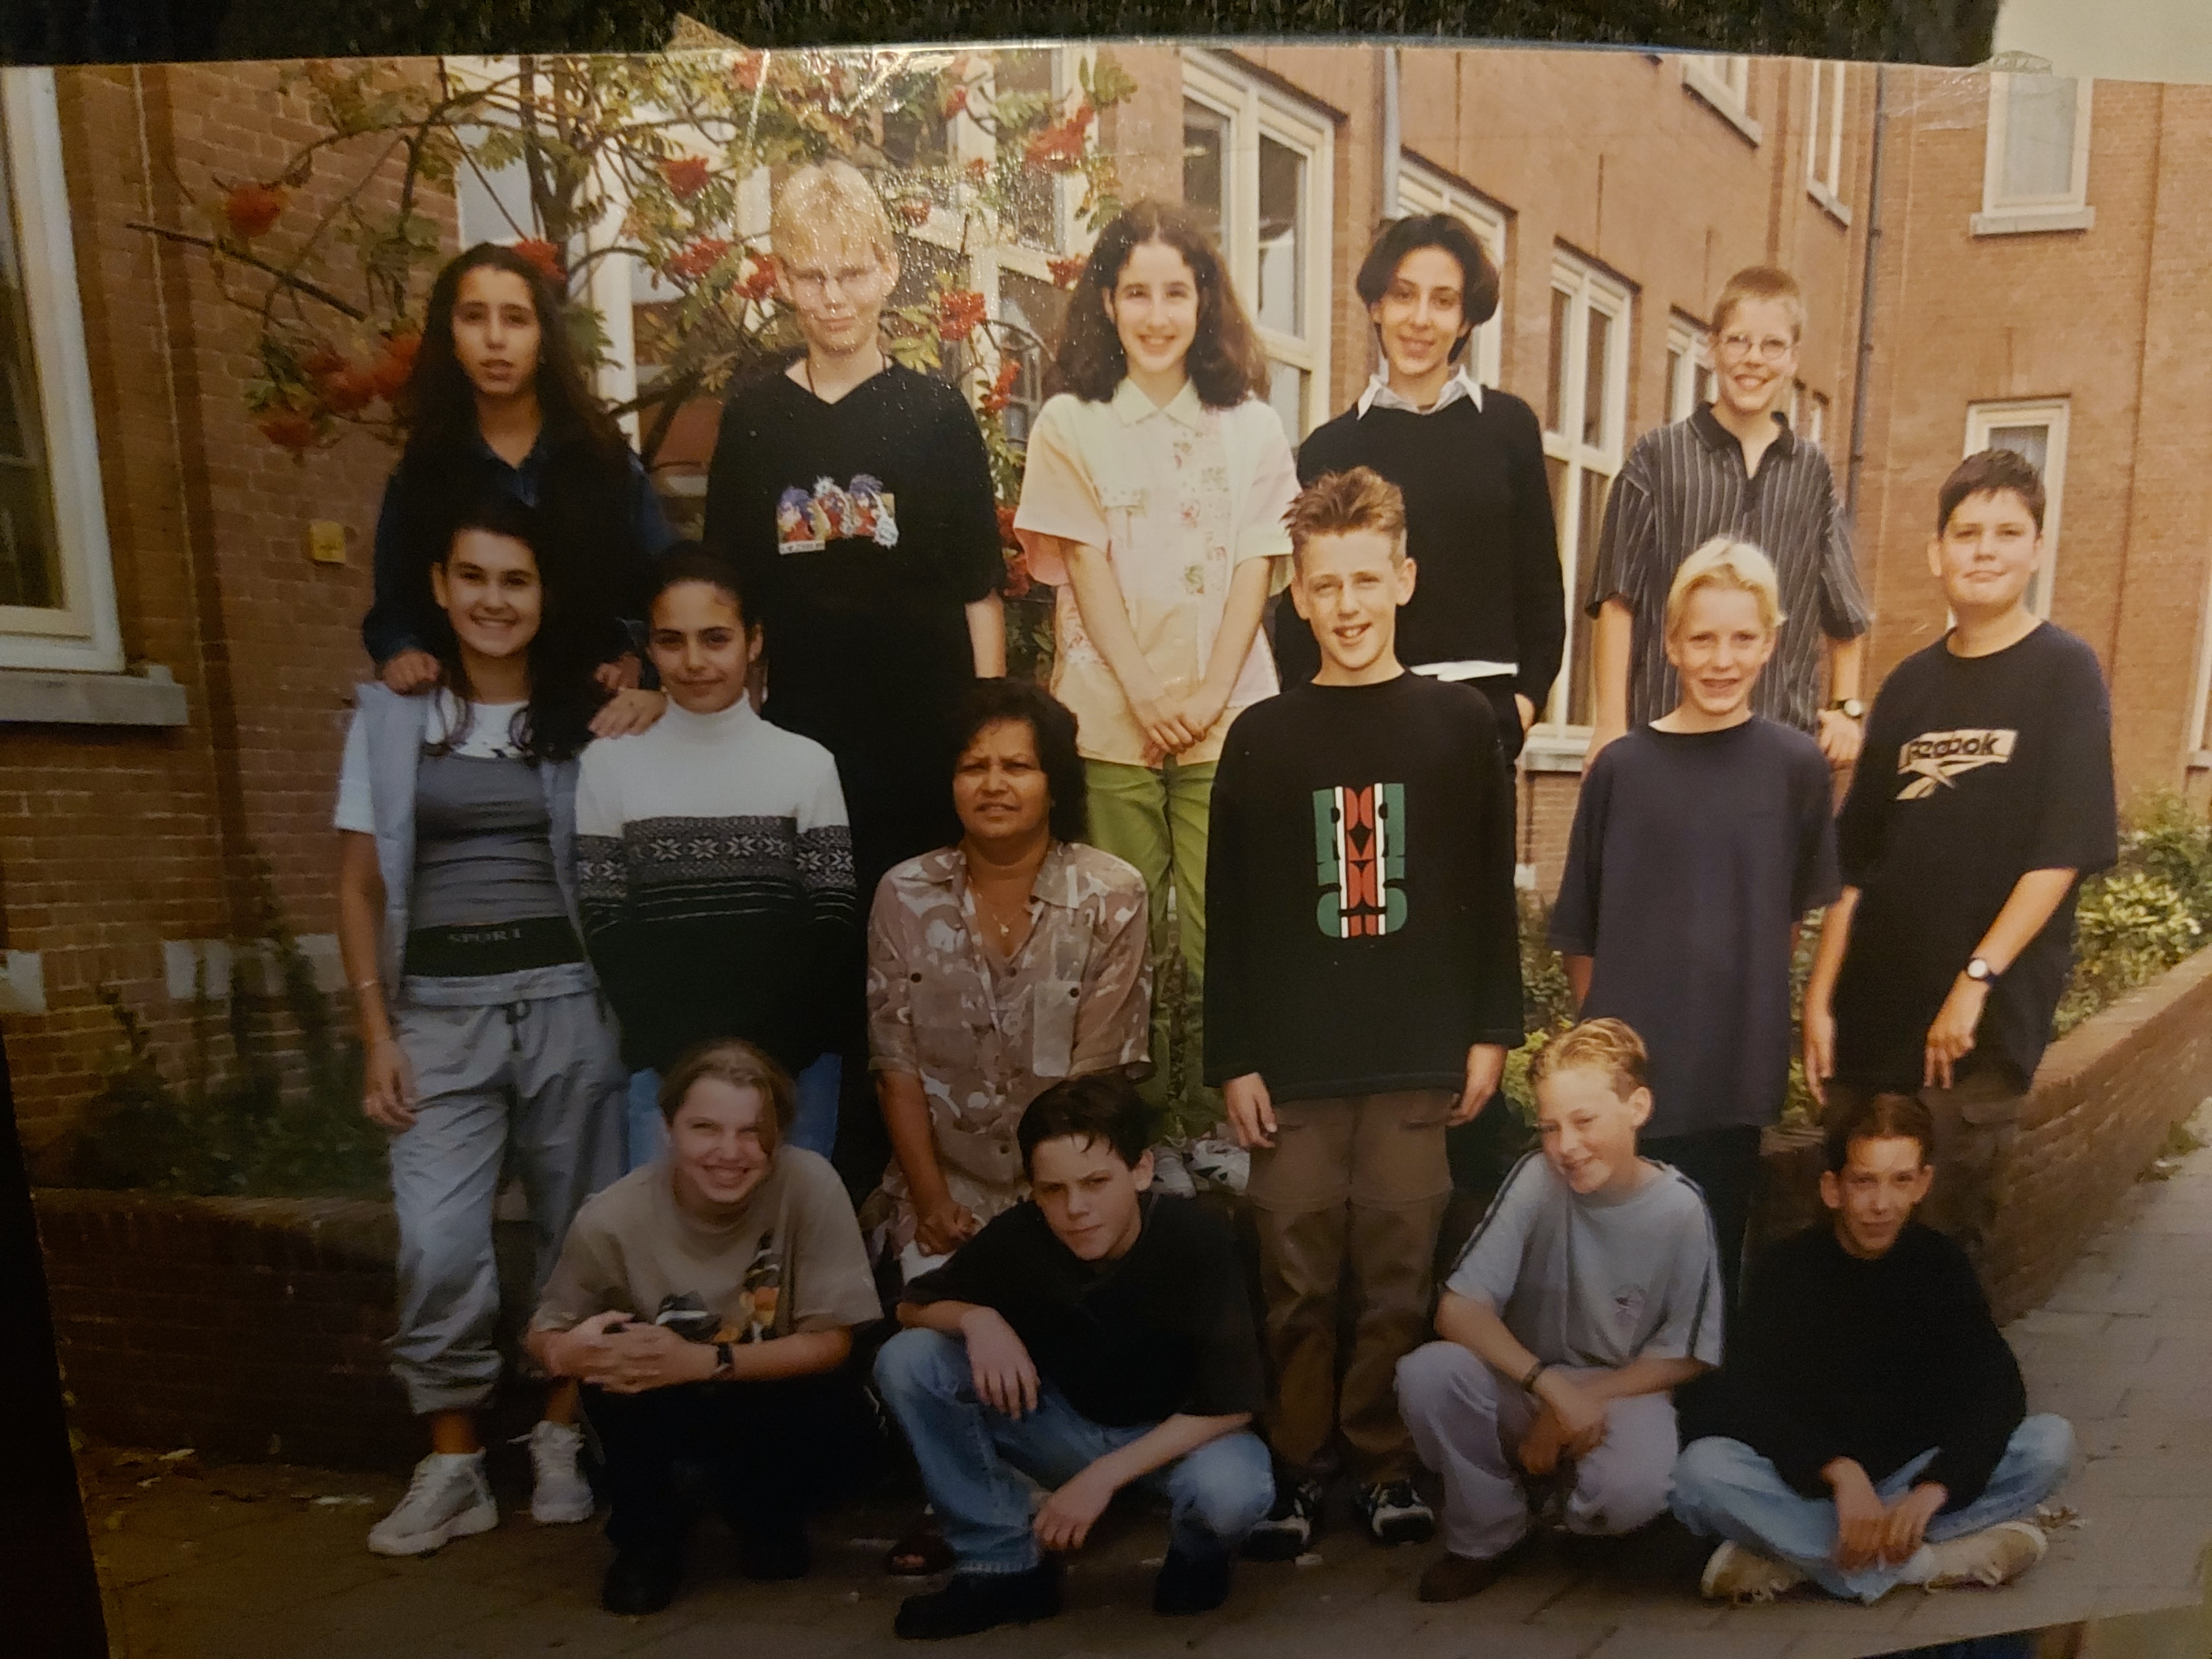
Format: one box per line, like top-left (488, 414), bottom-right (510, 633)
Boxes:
top-left (770, 160), bottom-right (896, 265)
top-left (1709, 264), bottom-right (1805, 343)
top-left (1286, 466), bottom-right (1407, 568)
top-left (1528, 1018), bottom-right (1649, 1100)
top-left (1664, 536), bottom-right (1785, 640)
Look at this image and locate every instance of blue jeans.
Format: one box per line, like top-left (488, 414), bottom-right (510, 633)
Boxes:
top-left (1670, 1416), bottom-right (2074, 1603)
top-left (624, 1054), bottom-right (841, 1171)
top-left (874, 1327), bottom-right (1274, 1574)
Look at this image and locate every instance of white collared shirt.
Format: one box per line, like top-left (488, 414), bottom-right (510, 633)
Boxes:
top-left (1355, 361), bottom-right (1486, 419)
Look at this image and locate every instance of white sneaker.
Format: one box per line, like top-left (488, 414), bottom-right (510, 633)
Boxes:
top-left (1186, 1136), bottom-right (1250, 1194)
top-left (1699, 1539), bottom-right (1806, 1603)
top-left (526, 1419), bottom-right (595, 1525)
top-left (1148, 1146), bottom-right (1198, 1198)
top-left (367, 1450), bottom-right (498, 1556)
top-left (1924, 1520), bottom-right (2047, 1589)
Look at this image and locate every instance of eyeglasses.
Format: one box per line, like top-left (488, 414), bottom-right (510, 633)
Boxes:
top-left (1718, 331), bottom-right (1795, 364)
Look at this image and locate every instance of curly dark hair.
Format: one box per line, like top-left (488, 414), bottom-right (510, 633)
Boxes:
top-left (398, 243), bottom-right (626, 464)
top-left (1355, 214), bottom-right (1502, 360)
top-left (949, 678), bottom-right (1088, 845)
top-left (1046, 199), bottom-right (1269, 409)
top-left (429, 491), bottom-right (608, 764)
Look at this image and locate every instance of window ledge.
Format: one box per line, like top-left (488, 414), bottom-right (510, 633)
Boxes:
top-left (0, 664), bottom-right (187, 727)
top-left (1808, 178), bottom-right (1854, 228)
top-left (1520, 729), bottom-right (1590, 775)
top-left (1683, 75), bottom-right (1763, 146)
top-left (1972, 205), bottom-right (2096, 236)
top-left (2188, 749), bottom-right (2212, 773)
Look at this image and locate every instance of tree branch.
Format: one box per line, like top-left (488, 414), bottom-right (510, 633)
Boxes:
top-left (126, 221), bottom-right (368, 321)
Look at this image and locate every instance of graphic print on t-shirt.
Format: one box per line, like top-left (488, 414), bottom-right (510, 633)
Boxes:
top-left (1313, 783), bottom-right (1406, 938)
top-left (1895, 727), bottom-right (2018, 800)
top-left (775, 475), bottom-right (899, 553)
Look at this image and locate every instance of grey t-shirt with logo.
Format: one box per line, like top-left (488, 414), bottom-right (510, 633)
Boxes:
top-left (1445, 1151), bottom-right (1725, 1370)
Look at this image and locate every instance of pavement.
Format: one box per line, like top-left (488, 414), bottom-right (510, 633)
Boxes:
top-left (86, 1104), bottom-right (2212, 1659)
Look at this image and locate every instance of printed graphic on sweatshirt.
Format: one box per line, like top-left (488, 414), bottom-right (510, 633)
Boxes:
top-left (1313, 783), bottom-right (1407, 938)
top-left (776, 475), bottom-right (899, 553)
top-left (1895, 727), bottom-right (2018, 800)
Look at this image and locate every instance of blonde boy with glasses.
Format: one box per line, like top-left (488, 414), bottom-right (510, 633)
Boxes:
top-left (1584, 266), bottom-right (1870, 769)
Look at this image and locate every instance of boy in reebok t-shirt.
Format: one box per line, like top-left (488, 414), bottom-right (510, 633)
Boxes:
top-left (1803, 448), bottom-right (2117, 1307)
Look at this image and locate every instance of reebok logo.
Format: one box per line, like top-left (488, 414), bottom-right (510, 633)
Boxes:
top-left (1895, 727), bottom-right (2018, 800)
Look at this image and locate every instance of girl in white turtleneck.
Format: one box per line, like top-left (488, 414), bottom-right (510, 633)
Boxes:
top-left (575, 545), bottom-right (859, 1170)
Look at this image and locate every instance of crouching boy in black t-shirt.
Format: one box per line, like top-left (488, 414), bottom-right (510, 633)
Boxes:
top-left (874, 1074), bottom-right (1272, 1640)
top-left (1803, 448), bottom-right (2117, 1309)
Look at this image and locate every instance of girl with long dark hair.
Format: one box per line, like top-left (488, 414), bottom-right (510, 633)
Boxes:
top-left (336, 492), bottom-right (630, 1558)
top-left (363, 243), bottom-right (673, 737)
top-left (1011, 199), bottom-right (1298, 1150)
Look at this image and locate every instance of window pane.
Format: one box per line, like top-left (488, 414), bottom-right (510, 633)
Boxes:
top-left (1582, 307), bottom-right (1612, 450)
top-left (1665, 346), bottom-right (1686, 423)
top-left (1986, 421), bottom-right (2050, 477)
top-left (1566, 468), bottom-right (1613, 726)
top-left (1183, 102), bottom-right (1229, 249)
top-left (995, 50), bottom-right (1059, 247)
top-left (2000, 76), bottom-right (2079, 203)
top-left (1695, 362), bottom-right (1716, 409)
top-left (997, 271), bottom-right (1065, 446)
top-left (455, 124), bottom-right (537, 243)
top-left (1256, 137), bottom-right (1305, 339)
top-left (1546, 288), bottom-right (1571, 435)
top-left (1266, 359), bottom-right (1307, 445)
top-left (0, 130), bottom-right (61, 611)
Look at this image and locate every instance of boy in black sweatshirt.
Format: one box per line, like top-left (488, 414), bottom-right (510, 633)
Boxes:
top-left (1209, 467), bottom-right (1524, 1558)
top-left (1671, 1091), bottom-right (2072, 1604)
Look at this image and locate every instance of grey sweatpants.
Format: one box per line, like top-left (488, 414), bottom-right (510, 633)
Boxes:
top-left (1396, 1342), bottom-right (1679, 1560)
top-left (388, 991), bottom-right (626, 1415)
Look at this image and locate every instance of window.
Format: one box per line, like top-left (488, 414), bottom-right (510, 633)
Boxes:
top-left (1663, 315), bottom-right (1713, 424)
top-left (1394, 162), bottom-right (1509, 391)
top-left (1541, 252), bottom-right (1632, 730)
top-left (2190, 575), bottom-right (2212, 764)
top-left (1975, 75), bottom-right (2095, 235)
top-left (1806, 60), bottom-right (1851, 223)
top-left (1807, 389), bottom-right (1829, 453)
top-left (1681, 55), bottom-right (1762, 145)
top-left (1964, 398), bottom-right (2068, 618)
top-left (0, 68), bottom-right (122, 675)
top-left (1181, 52), bottom-right (1334, 444)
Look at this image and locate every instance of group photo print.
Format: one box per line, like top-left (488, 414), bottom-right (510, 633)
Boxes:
top-left (4, 25), bottom-right (2212, 1659)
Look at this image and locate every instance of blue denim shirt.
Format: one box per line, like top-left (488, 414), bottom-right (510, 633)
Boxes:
top-left (362, 427), bottom-right (675, 666)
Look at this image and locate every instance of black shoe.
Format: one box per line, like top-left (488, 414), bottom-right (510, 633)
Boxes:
top-left (894, 1561), bottom-right (1062, 1640)
top-left (601, 1546), bottom-right (683, 1615)
top-left (1153, 1544), bottom-right (1235, 1615)
top-left (1241, 1472), bottom-right (1324, 1562)
top-left (734, 1520), bottom-right (812, 1582)
top-left (1357, 1479), bottom-right (1437, 1547)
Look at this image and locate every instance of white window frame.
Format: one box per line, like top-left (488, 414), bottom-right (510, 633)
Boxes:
top-left (1974, 74), bottom-right (2096, 236)
top-left (2188, 564), bottom-right (2212, 766)
top-left (1180, 51), bottom-right (1335, 440)
top-left (0, 68), bottom-right (123, 675)
top-left (1681, 55), bottom-right (1762, 146)
top-left (1663, 315), bottom-right (1713, 424)
top-left (1394, 160), bottom-right (1508, 391)
top-left (1534, 250), bottom-right (1632, 744)
top-left (1964, 397), bottom-right (2068, 619)
top-left (1806, 60), bottom-right (1852, 225)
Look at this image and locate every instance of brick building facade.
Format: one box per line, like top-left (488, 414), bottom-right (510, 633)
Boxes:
top-left (0, 45), bottom-right (2201, 1154)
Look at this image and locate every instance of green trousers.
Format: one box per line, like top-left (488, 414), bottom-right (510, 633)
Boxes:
top-left (1084, 757), bottom-right (1217, 1141)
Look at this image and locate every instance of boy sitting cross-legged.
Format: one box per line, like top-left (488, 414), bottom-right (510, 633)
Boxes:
top-left (1396, 1018), bottom-right (1723, 1603)
top-left (1671, 1089), bottom-right (2071, 1605)
top-left (874, 1073), bottom-right (1274, 1640)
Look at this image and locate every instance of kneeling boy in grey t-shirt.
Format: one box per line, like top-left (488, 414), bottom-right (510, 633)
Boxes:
top-left (1396, 1018), bottom-right (1724, 1603)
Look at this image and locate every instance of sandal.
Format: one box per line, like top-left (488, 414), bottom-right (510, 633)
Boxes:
top-left (886, 1515), bottom-right (955, 1576)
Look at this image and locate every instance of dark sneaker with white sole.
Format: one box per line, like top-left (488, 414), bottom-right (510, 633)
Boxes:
top-left (894, 1560), bottom-right (1062, 1640)
top-left (1358, 1479), bottom-right (1436, 1546)
top-left (1242, 1472), bottom-right (1325, 1561)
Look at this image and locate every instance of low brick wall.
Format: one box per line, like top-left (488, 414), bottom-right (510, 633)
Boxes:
top-left (1751, 945), bottom-right (2212, 1323)
top-left (33, 1190), bottom-right (538, 1470)
top-left (30, 947), bottom-right (2212, 1470)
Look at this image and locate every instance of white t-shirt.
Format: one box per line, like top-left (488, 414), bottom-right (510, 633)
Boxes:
top-left (333, 693), bottom-right (528, 833)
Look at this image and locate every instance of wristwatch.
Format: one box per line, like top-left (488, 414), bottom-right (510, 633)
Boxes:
top-left (1964, 956), bottom-right (1997, 984)
top-left (1827, 697), bottom-right (1867, 720)
top-left (1520, 1358), bottom-right (1549, 1394)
